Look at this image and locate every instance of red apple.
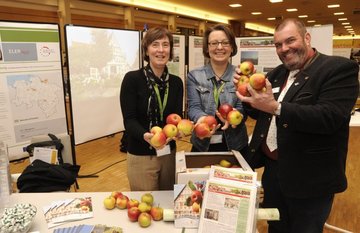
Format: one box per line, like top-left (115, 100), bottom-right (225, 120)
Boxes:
top-left (150, 132), bottom-right (167, 147)
top-left (138, 212), bottom-right (152, 228)
top-left (128, 206), bottom-right (141, 222)
top-left (191, 190), bottom-right (203, 204)
top-left (150, 126), bottom-right (162, 134)
top-left (194, 122), bottom-right (211, 138)
top-left (218, 103), bottom-right (233, 119)
top-left (166, 113), bottom-right (182, 126)
top-left (177, 119), bottom-right (194, 136)
top-left (116, 195), bottom-right (129, 209)
top-left (237, 83), bottom-right (250, 97)
top-left (162, 123), bottom-right (178, 138)
top-left (150, 206), bottom-right (164, 221)
top-left (227, 110), bottom-right (243, 126)
top-left (240, 61), bottom-right (255, 75)
top-left (202, 115), bottom-right (217, 130)
top-left (127, 198), bottom-right (140, 209)
top-left (249, 72), bottom-right (266, 90)
top-left (111, 191), bottom-right (124, 199)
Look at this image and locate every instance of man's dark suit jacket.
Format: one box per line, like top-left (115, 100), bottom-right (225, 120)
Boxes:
top-left (246, 52), bottom-right (359, 198)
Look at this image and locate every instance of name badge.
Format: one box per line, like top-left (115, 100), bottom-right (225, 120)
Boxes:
top-left (272, 87), bottom-right (280, 94)
top-left (210, 133), bottom-right (222, 144)
top-left (156, 144), bottom-right (171, 157)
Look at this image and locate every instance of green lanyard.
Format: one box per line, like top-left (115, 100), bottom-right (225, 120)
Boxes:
top-left (212, 79), bottom-right (226, 107)
top-left (153, 83), bottom-right (169, 121)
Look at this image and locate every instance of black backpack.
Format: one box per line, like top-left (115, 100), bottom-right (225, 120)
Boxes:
top-left (17, 159), bottom-right (80, 193)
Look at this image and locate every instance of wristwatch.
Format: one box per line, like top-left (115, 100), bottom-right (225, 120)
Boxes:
top-left (273, 103), bottom-right (281, 116)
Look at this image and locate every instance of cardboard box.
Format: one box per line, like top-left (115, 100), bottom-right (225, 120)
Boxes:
top-left (175, 150), bottom-right (252, 184)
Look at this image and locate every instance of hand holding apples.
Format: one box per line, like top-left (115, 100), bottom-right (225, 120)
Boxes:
top-left (194, 115), bottom-right (219, 139)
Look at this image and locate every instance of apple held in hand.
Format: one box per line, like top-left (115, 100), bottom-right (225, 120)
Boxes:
top-left (218, 103), bottom-right (233, 119)
top-left (249, 72), bottom-right (266, 90)
top-left (227, 110), bottom-right (243, 126)
top-left (128, 206), bottom-right (141, 222)
top-left (127, 198), bottom-right (140, 209)
top-left (138, 212), bottom-right (152, 228)
top-left (166, 113), bottom-right (182, 126)
top-left (141, 193), bottom-right (154, 206)
top-left (150, 126), bottom-right (162, 134)
top-left (150, 132), bottom-right (167, 147)
top-left (103, 196), bottom-right (116, 210)
top-left (237, 83), bottom-right (250, 97)
top-left (150, 206), bottom-right (164, 221)
top-left (194, 122), bottom-right (211, 138)
top-left (163, 123), bottom-right (178, 138)
top-left (177, 119), bottom-right (194, 136)
top-left (202, 115), bottom-right (217, 130)
top-left (240, 61), bottom-right (255, 75)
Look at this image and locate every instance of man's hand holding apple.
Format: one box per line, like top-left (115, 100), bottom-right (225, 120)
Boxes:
top-left (236, 79), bottom-right (278, 115)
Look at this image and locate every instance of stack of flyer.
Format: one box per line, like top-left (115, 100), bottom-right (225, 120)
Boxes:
top-left (197, 166), bottom-right (258, 233)
top-left (42, 197), bottom-right (94, 228)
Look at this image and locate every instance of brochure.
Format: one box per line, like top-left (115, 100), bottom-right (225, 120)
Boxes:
top-left (43, 197), bottom-right (93, 228)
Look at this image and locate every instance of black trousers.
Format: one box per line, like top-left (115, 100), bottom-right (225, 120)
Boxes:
top-left (262, 158), bottom-right (334, 233)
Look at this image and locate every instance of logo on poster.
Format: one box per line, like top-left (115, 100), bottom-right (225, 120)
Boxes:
top-left (39, 46), bottom-right (55, 57)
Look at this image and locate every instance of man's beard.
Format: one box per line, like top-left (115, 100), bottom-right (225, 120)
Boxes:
top-left (280, 47), bottom-right (307, 71)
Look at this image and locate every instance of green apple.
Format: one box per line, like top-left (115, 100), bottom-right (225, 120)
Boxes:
top-left (141, 193), bottom-right (154, 206)
top-left (163, 123), bottom-right (178, 138)
top-left (103, 196), bottom-right (116, 210)
top-left (138, 202), bottom-right (151, 213)
top-left (177, 119), bottom-right (194, 136)
top-left (227, 110), bottom-right (243, 126)
top-left (240, 61), bottom-right (254, 75)
top-left (138, 212), bottom-right (152, 227)
top-left (219, 159), bottom-right (232, 168)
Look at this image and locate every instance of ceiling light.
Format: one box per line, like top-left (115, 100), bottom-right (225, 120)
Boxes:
top-left (267, 17), bottom-right (276, 20)
top-left (307, 20), bottom-right (316, 23)
top-left (269, 0), bottom-right (283, 3)
top-left (334, 12), bottom-right (344, 15)
top-left (341, 22), bottom-right (350, 25)
top-left (344, 26), bottom-right (352, 28)
top-left (245, 22), bottom-right (274, 34)
top-left (327, 4), bottom-right (340, 8)
top-left (286, 8), bottom-right (298, 12)
top-left (251, 12), bottom-right (262, 15)
top-left (298, 15), bottom-right (308, 18)
top-left (314, 24), bottom-right (322, 27)
top-left (229, 4), bottom-right (242, 8)
top-left (338, 18), bottom-right (347, 21)
top-left (110, 0), bottom-right (229, 24)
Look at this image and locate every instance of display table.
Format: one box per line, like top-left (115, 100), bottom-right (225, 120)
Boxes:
top-left (9, 191), bottom-right (198, 233)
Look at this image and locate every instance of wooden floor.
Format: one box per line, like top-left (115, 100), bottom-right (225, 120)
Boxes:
top-left (9, 120), bottom-right (359, 233)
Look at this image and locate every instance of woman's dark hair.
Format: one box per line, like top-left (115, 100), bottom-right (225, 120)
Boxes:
top-left (202, 24), bottom-right (237, 58)
top-left (142, 27), bottom-right (174, 62)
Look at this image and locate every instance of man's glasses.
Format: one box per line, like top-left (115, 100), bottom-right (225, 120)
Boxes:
top-left (208, 41), bottom-right (231, 48)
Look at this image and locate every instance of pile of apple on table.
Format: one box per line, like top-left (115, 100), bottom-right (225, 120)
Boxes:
top-left (103, 192), bottom-right (162, 228)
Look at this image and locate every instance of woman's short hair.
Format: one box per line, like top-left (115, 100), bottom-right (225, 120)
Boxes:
top-left (202, 24), bottom-right (237, 58)
top-left (142, 27), bottom-right (174, 62)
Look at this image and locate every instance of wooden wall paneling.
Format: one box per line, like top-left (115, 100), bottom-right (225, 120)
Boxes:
top-left (0, 5), bottom-right (58, 23)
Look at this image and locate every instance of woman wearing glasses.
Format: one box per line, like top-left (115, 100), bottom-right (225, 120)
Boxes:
top-left (120, 27), bottom-right (183, 191)
top-left (187, 24), bottom-right (248, 155)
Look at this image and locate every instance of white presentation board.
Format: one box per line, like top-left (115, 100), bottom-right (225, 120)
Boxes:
top-left (188, 35), bottom-right (205, 71)
top-left (65, 25), bottom-right (140, 144)
top-left (0, 21), bottom-right (67, 160)
top-left (306, 24), bottom-right (333, 56)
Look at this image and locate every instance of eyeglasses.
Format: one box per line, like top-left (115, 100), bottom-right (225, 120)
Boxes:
top-left (208, 41), bottom-right (231, 48)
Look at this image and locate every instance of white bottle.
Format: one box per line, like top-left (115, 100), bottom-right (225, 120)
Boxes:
top-left (0, 141), bottom-right (11, 215)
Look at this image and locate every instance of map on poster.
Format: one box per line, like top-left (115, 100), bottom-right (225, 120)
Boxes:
top-left (0, 21), bottom-right (67, 160)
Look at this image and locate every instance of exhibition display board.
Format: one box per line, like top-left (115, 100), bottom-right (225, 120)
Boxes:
top-left (65, 25), bottom-right (140, 144)
top-left (0, 21), bottom-right (68, 161)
